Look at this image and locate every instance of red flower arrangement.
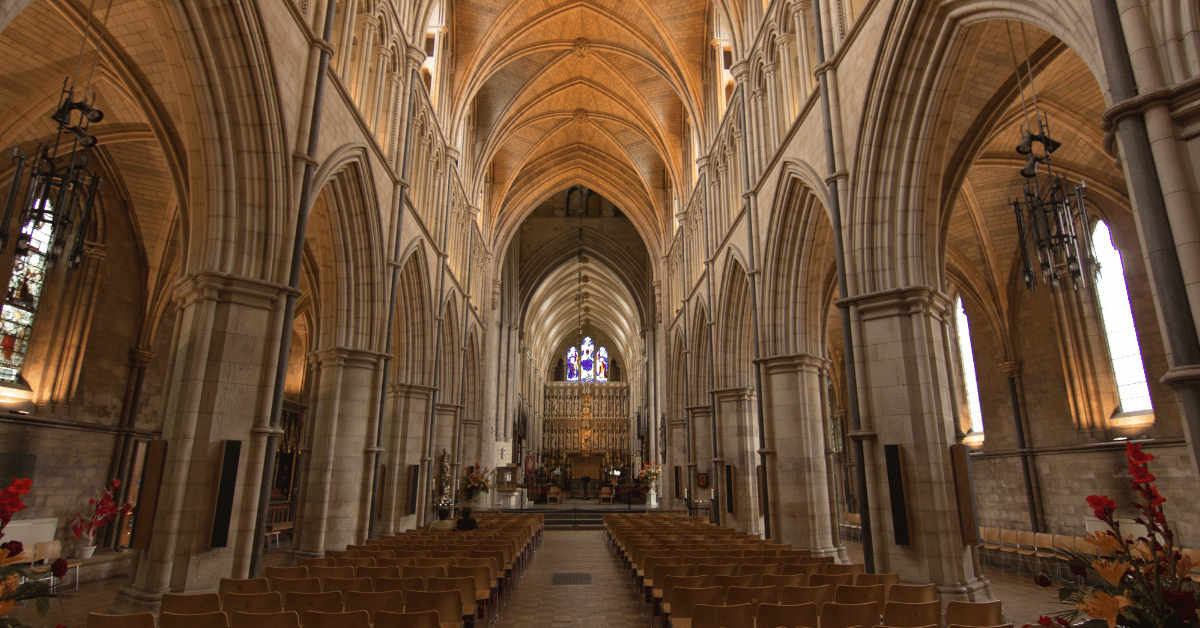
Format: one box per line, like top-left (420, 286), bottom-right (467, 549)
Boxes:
top-left (1027, 443), bottom-right (1200, 628)
top-left (0, 478), bottom-right (70, 628)
top-left (68, 479), bottom-right (133, 547)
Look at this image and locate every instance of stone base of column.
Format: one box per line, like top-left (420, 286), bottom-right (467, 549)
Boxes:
top-left (937, 576), bottom-right (994, 602)
top-left (110, 583), bottom-right (169, 614)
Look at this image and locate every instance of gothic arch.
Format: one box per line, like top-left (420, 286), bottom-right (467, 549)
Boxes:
top-left (850, 0), bottom-right (1107, 293)
top-left (306, 154), bottom-right (387, 351)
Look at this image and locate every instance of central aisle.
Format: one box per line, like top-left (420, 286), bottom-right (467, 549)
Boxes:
top-left (497, 529), bottom-right (646, 628)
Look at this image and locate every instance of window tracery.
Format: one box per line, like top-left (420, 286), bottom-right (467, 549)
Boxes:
top-left (565, 336), bottom-right (609, 382)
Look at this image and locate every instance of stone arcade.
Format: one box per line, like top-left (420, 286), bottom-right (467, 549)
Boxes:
top-left (0, 0), bottom-right (1197, 613)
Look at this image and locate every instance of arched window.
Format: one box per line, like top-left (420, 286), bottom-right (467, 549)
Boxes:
top-left (1093, 221), bottom-right (1151, 413)
top-left (565, 336), bottom-right (609, 382)
top-left (955, 297), bottom-right (984, 434)
top-left (0, 214), bottom-right (55, 382)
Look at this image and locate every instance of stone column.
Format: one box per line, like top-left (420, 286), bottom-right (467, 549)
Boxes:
top-left (761, 353), bottom-right (838, 555)
top-left (714, 387), bottom-right (761, 534)
top-left (380, 383), bottom-right (434, 533)
top-left (294, 347), bottom-right (385, 554)
top-left (849, 286), bottom-right (992, 601)
top-left (111, 272), bottom-right (289, 611)
top-left (776, 35), bottom-right (799, 118)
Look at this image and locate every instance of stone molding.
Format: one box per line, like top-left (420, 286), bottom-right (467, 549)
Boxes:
top-left (170, 271), bottom-right (299, 309)
top-left (836, 285), bottom-right (952, 319)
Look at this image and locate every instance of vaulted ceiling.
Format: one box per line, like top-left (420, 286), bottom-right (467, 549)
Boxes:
top-left (448, 0), bottom-right (713, 257)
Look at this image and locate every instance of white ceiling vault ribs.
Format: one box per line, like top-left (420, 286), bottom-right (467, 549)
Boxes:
top-left (448, 0), bottom-right (712, 257)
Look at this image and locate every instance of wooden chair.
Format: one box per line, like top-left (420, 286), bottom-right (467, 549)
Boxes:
top-left (808, 573), bottom-right (853, 588)
top-left (161, 593), bottom-right (222, 615)
top-left (738, 563), bottom-right (780, 579)
top-left (882, 601), bottom-right (941, 628)
top-left (600, 487), bottom-right (613, 504)
top-left (338, 557), bottom-right (377, 569)
top-left (825, 563), bottom-right (865, 579)
top-left (32, 541), bottom-right (83, 591)
top-left (345, 590), bottom-right (405, 622)
top-left (324, 550), bottom-right (357, 559)
top-left (668, 586), bottom-right (722, 628)
top-left (692, 602), bottom-right (753, 628)
top-left (228, 612), bottom-right (299, 628)
top-left (269, 577), bottom-right (321, 600)
top-left (284, 590), bottom-right (343, 618)
top-left (946, 601), bottom-right (1004, 627)
top-left (854, 573), bottom-right (899, 596)
top-left (725, 585), bottom-right (778, 614)
top-left (219, 578), bottom-right (270, 601)
top-left (302, 610), bottom-right (370, 628)
top-left (427, 576), bottom-right (477, 624)
top-left (798, 557), bottom-right (836, 570)
top-left (760, 574), bottom-right (806, 595)
top-left (886, 584), bottom-right (937, 604)
top-left (946, 625), bottom-right (1013, 628)
top-left (405, 589), bottom-right (464, 628)
top-left (404, 565), bottom-right (449, 586)
top-left (448, 564), bottom-right (493, 619)
top-left (998, 529), bottom-right (1020, 571)
top-left (696, 564), bottom-right (737, 578)
top-left (357, 566), bottom-right (402, 589)
top-left (87, 613), bottom-right (156, 628)
top-left (547, 487), bottom-right (564, 504)
top-left (378, 557), bottom-right (417, 569)
top-left (418, 557), bottom-right (458, 572)
top-left (323, 577), bottom-right (373, 595)
top-left (264, 567), bottom-right (309, 586)
top-left (713, 574), bottom-right (760, 600)
top-left (159, 612), bottom-right (229, 628)
top-left (755, 603), bottom-right (818, 628)
top-left (309, 566), bottom-right (356, 588)
top-left (780, 564), bottom-right (821, 579)
top-left (373, 610), bottom-right (440, 628)
top-left (779, 585), bottom-right (833, 611)
top-left (661, 575), bottom-right (709, 617)
top-left (833, 584), bottom-right (885, 610)
top-left (1015, 530), bottom-right (1038, 572)
top-left (820, 601), bottom-right (880, 628)
top-left (220, 592), bottom-right (283, 614)
top-left (376, 576), bottom-right (427, 597)
top-left (296, 557), bottom-right (337, 569)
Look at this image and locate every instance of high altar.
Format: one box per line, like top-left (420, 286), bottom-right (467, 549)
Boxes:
top-left (540, 381), bottom-right (633, 480)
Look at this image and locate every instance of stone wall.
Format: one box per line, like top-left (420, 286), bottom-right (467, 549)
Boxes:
top-left (971, 441), bottom-right (1200, 548)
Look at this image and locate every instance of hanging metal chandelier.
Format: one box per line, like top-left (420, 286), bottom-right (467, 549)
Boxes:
top-left (1010, 114), bottom-right (1096, 292)
top-left (2, 82), bottom-right (104, 272)
top-left (1005, 21), bottom-right (1096, 293)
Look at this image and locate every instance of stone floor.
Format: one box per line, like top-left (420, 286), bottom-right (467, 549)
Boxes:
top-left (10, 531), bottom-right (1072, 628)
top-left (495, 529), bottom-right (645, 628)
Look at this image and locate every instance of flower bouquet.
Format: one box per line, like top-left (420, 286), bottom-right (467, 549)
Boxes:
top-left (1, 478), bottom-right (70, 628)
top-left (636, 461), bottom-right (661, 487)
top-left (68, 479), bottom-right (132, 558)
top-left (1028, 443), bottom-right (1200, 628)
top-left (462, 464), bottom-right (492, 501)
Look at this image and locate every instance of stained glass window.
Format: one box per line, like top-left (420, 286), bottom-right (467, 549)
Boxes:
top-left (580, 337), bottom-right (595, 382)
top-left (566, 347), bottom-right (579, 381)
top-left (0, 213), bottom-right (55, 382)
top-left (596, 347), bottom-right (608, 382)
top-left (564, 337), bottom-right (610, 382)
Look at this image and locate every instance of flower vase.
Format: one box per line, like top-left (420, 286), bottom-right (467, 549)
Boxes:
top-left (76, 543), bottom-right (96, 560)
top-left (648, 483), bottom-right (658, 508)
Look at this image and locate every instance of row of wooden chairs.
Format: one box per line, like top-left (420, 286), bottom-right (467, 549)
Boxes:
top-left (88, 609), bottom-right (441, 628)
top-left (664, 583), bottom-right (1005, 628)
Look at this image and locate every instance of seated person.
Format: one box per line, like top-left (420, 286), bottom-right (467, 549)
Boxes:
top-left (456, 506), bottom-right (479, 531)
top-left (430, 508), bottom-right (455, 531)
